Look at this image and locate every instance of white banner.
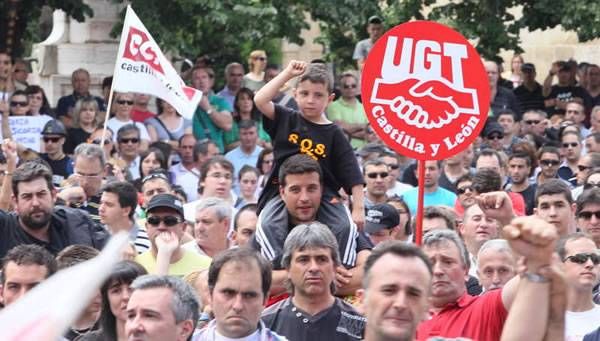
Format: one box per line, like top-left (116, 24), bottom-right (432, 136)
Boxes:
top-left (0, 116), bottom-right (52, 152)
top-left (112, 6), bottom-right (202, 119)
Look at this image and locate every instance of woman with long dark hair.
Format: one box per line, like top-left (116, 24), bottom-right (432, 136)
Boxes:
top-left (76, 260), bottom-right (147, 341)
top-left (223, 87), bottom-right (271, 151)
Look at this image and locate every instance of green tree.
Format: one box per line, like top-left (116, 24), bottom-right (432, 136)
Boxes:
top-left (0, 0), bottom-right (92, 57)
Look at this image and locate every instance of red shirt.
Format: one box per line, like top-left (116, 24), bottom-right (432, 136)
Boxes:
top-left (130, 109), bottom-right (155, 123)
top-left (417, 289), bottom-right (508, 341)
top-left (454, 191), bottom-right (526, 217)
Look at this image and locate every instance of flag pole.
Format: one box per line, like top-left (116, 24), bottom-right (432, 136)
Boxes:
top-left (100, 6), bottom-right (132, 150)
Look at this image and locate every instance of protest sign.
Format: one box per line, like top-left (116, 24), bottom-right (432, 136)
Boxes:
top-left (112, 6), bottom-right (202, 119)
top-left (361, 21), bottom-right (490, 243)
top-left (0, 115), bottom-right (52, 152)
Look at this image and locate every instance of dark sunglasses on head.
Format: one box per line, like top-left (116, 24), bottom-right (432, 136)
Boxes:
top-left (584, 182), bottom-right (600, 190)
top-left (540, 159), bottom-right (560, 167)
top-left (457, 186), bottom-right (473, 195)
top-left (43, 137), bottom-right (61, 143)
top-left (119, 138), bottom-right (140, 144)
top-left (343, 84), bottom-right (357, 89)
top-left (366, 172), bottom-right (389, 179)
top-left (116, 99), bottom-right (134, 105)
top-left (563, 142), bottom-right (579, 148)
top-left (142, 172), bottom-right (169, 184)
top-left (147, 215), bottom-right (182, 227)
top-left (524, 120), bottom-right (540, 125)
top-left (578, 210), bottom-right (600, 220)
top-left (10, 101), bottom-right (28, 107)
top-left (92, 139), bottom-right (111, 145)
top-left (563, 252), bottom-right (600, 265)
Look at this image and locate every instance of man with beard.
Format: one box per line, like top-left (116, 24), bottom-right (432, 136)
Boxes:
top-left (507, 153), bottom-right (536, 215)
top-left (402, 160), bottom-right (457, 216)
top-left (0, 155), bottom-right (109, 258)
top-left (261, 222), bottom-right (366, 341)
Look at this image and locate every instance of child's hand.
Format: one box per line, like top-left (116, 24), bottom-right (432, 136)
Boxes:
top-left (283, 60), bottom-right (307, 78)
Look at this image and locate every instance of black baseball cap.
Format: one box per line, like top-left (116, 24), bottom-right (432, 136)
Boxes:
top-left (41, 119), bottom-right (67, 136)
top-left (484, 121), bottom-right (504, 137)
top-left (146, 193), bottom-right (184, 218)
top-left (365, 203), bottom-right (400, 234)
top-left (368, 15), bottom-right (383, 24)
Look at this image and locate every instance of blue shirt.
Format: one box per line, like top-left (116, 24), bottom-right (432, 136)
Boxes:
top-left (56, 92), bottom-right (105, 117)
top-left (401, 186), bottom-right (457, 216)
top-left (225, 145), bottom-right (264, 178)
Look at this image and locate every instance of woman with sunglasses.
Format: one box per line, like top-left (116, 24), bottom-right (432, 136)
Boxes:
top-left (243, 50), bottom-right (267, 92)
top-left (75, 260), bottom-right (147, 341)
top-left (5, 90), bottom-right (30, 116)
top-left (223, 87), bottom-right (271, 151)
top-left (65, 97), bottom-right (99, 154)
top-left (107, 92), bottom-right (151, 150)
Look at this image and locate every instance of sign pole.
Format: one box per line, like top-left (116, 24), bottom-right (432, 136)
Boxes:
top-left (415, 160), bottom-right (425, 245)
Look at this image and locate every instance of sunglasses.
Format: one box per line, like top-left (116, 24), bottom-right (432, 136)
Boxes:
top-left (540, 159), bottom-right (560, 167)
top-left (253, 57), bottom-right (266, 61)
top-left (563, 142), bottom-right (579, 148)
top-left (92, 139), bottom-right (111, 145)
top-left (43, 137), bottom-right (61, 143)
top-left (457, 186), bottom-right (473, 195)
top-left (10, 101), bottom-right (28, 107)
top-left (524, 120), bottom-right (541, 125)
top-left (119, 138), bottom-right (140, 144)
top-left (147, 215), bottom-right (182, 227)
top-left (142, 172), bottom-right (169, 184)
top-left (584, 182), bottom-right (600, 190)
top-left (366, 172), bottom-right (389, 179)
top-left (578, 210), bottom-right (600, 220)
top-left (116, 99), bottom-right (134, 105)
top-left (563, 252), bottom-right (600, 265)
top-left (578, 165), bottom-right (591, 172)
top-left (343, 84), bottom-right (357, 89)
top-left (487, 134), bottom-right (504, 140)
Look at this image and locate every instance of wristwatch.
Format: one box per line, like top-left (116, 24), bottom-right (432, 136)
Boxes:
top-left (521, 271), bottom-right (549, 283)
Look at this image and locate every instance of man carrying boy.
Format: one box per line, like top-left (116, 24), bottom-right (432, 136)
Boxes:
top-left (254, 60), bottom-right (365, 231)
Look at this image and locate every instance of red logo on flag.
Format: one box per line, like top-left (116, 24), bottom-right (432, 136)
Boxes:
top-left (122, 26), bottom-right (164, 75)
top-left (361, 21), bottom-right (489, 160)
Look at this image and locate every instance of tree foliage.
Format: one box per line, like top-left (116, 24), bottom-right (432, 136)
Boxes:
top-left (0, 0), bottom-right (92, 57)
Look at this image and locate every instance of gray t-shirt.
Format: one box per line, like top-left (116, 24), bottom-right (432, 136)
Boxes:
top-left (353, 38), bottom-right (373, 61)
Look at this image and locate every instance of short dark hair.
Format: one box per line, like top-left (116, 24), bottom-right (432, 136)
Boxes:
top-left (537, 145), bottom-right (560, 161)
top-left (535, 179), bottom-right (573, 206)
top-left (472, 168), bottom-right (502, 193)
top-left (497, 109), bottom-right (517, 121)
top-left (362, 158), bottom-right (387, 174)
top-left (238, 119), bottom-right (257, 131)
top-left (363, 241), bottom-right (432, 288)
top-left (297, 63), bottom-right (333, 93)
top-left (508, 152), bottom-right (532, 167)
top-left (102, 181), bottom-right (139, 219)
top-left (421, 206), bottom-right (456, 230)
top-left (576, 187), bottom-right (600, 217)
top-left (455, 173), bottom-right (473, 188)
top-left (278, 154), bottom-right (323, 187)
top-left (238, 165), bottom-right (260, 181)
top-left (12, 161), bottom-right (54, 197)
top-left (475, 148), bottom-right (504, 168)
top-left (193, 139), bottom-right (218, 163)
top-left (1, 244), bottom-right (57, 284)
top-left (208, 247), bottom-right (272, 298)
top-left (117, 123), bottom-right (140, 140)
top-left (586, 132), bottom-right (600, 145)
top-left (56, 244), bottom-right (99, 270)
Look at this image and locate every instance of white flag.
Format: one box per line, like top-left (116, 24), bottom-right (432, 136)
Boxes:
top-left (0, 233), bottom-right (129, 340)
top-left (112, 6), bottom-right (202, 119)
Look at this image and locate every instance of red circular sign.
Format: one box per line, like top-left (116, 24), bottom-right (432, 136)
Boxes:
top-left (361, 21), bottom-right (490, 160)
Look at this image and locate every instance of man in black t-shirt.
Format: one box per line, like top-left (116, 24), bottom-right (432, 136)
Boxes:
top-left (507, 153), bottom-right (536, 215)
top-left (544, 61), bottom-right (591, 116)
top-left (261, 223), bottom-right (366, 341)
top-left (39, 119), bottom-right (73, 186)
top-left (513, 63), bottom-right (545, 113)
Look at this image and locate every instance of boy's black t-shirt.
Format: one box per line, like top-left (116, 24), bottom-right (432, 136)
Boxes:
top-left (259, 104), bottom-right (364, 207)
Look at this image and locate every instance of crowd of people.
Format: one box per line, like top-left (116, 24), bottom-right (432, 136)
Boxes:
top-left (0, 14), bottom-right (599, 341)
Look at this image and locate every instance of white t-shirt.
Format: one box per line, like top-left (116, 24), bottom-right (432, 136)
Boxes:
top-left (565, 305), bottom-right (600, 341)
top-left (107, 117), bottom-right (150, 141)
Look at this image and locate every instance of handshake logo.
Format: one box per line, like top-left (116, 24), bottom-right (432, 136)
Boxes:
top-left (370, 37), bottom-right (480, 130)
